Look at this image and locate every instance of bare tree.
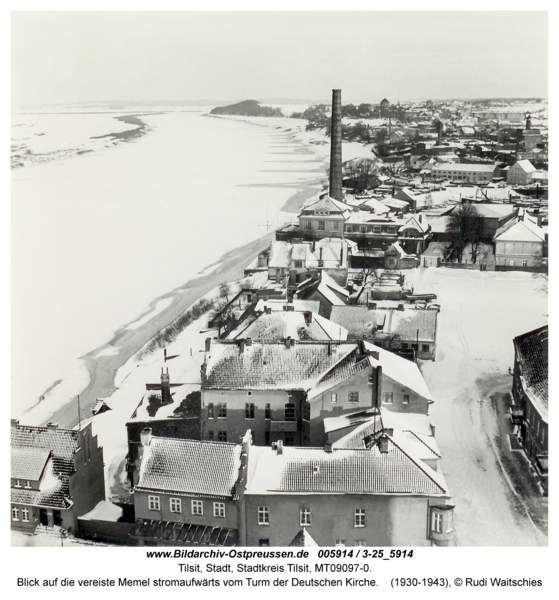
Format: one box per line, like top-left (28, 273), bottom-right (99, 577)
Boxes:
top-left (446, 203), bottom-right (483, 263)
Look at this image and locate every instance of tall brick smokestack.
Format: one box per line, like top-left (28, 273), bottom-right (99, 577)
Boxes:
top-left (329, 89), bottom-right (343, 200)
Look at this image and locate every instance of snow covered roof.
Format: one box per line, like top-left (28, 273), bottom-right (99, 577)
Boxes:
top-left (399, 215), bottom-right (428, 233)
top-left (80, 500), bottom-right (123, 522)
top-left (136, 436), bottom-right (242, 499)
top-left (245, 441), bottom-right (448, 496)
top-left (203, 341), bottom-right (356, 391)
top-left (11, 447), bottom-right (51, 481)
top-left (513, 326), bottom-right (548, 423)
top-left (513, 159), bottom-right (537, 173)
top-left (227, 310), bottom-right (348, 342)
top-left (494, 218), bottom-right (545, 243)
top-left (300, 194), bottom-right (352, 215)
top-left (289, 528), bottom-right (319, 546)
top-left (255, 299), bottom-right (320, 313)
top-left (432, 163), bottom-right (497, 173)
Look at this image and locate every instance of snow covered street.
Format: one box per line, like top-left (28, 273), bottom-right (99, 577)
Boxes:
top-left (408, 268), bottom-right (548, 546)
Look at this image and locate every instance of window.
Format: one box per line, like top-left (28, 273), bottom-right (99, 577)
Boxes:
top-left (284, 432), bottom-right (295, 446)
top-left (245, 403), bottom-right (255, 419)
top-left (192, 500), bottom-right (203, 516)
top-left (318, 221), bottom-right (325, 231)
top-left (403, 394), bottom-right (410, 405)
top-left (422, 344), bottom-right (430, 353)
top-left (265, 403), bottom-right (271, 419)
top-left (402, 342), bottom-right (409, 349)
top-left (285, 403), bottom-right (296, 421)
top-left (170, 498), bottom-right (182, 513)
top-left (217, 403), bottom-right (227, 418)
top-left (207, 430), bottom-right (214, 440)
top-left (522, 260), bottom-right (528, 267)
top-left (332, 222), bottom-right (339, 232)
top-left (304, 220), bottom-right (312, 231)
top-left (24, 481), bottom-right (31, 489)
top-left (331, 393), bottom-right (338, 403)
top-left (148, 496), bottom-right (160, 511)
top-left (348, 391), bottom-right (359, 404)
top-left (373, 226), bottom-right (381, 234)
top-left (346, 224), bottom-right (353, 233)
top-left (259, 538), bottom-right (270, 546)
top-left (355, 509), bottom-right (366, 528)
top-left (207, 403), bottom-right (214, 419)
top-left (218, 431), bottom-right (228, 442)
top-left (214, 502), bottom-right (225, 518)
top-left (22, 508), bottom-right (30, 523)
top-left (432, 511), bottom-right (443, 533)
top-left (12, 506), bottom-right (19, 521)
top-left (302, 402), bottom-right (310, 421)
top-left (246, 294), bottom-right (252, 303)
top-left (335, 540), bottom-right (346, 546)
top-left (355, 540), bottom-right (367, 547)
top-left (258, 506), bottom-right (270, 525)
top-left (294, 260), bottom-right (303, 268)
top-left (300, 507), bottom-right (312, 526)
top-left (387, 226), bottom-right (396, 235)
top-left (383, 392), bottom-right (393, 404)
top-left (14, 480), bottom-right (21, 488)
top-left (360, 225), bottom-right (367, 233)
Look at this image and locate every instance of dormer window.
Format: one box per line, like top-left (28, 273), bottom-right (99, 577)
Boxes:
top-left (294, 260), bottom-right (303, 268)
top-left (24, 481), bottom-right (32, 489)
top-left (14, 480), bottom-right (21, 488)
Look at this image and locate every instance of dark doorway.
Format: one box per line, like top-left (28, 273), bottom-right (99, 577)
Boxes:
top-left (53, 510), bottom-right (62, 526)
top-left (39, 508), bottom-right (48, 526)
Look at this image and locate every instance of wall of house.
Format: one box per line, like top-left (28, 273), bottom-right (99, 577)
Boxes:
top-left (202, 389), bottom-right (308, 446)
top-left (495, 241), bottom-right (543, 267)
top-left (380, 373), bottom-right (430, 415)
top-left (299, 215), bottom-right (344, 237)
top-left (244, 493), bottom-right (434, 547)
top-left (134, 490), bottom-right (238, 531)
top-left (65, 425), bottom-right (106, 535)
top-left (309, 366), bottom-right (378, 445)
top-left (10, 504), bottom-right (41, 533)
top-left (522, 397), bottom-right (548, 494)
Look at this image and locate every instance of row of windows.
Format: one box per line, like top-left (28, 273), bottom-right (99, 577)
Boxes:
top-left (11, 507), bottom-right (31, 522)
top-left (258, 507), bottom-right (368, 528)
top-left (346, 224), bottom-right (398, 235)
top-left (208, 431), bottom-right (299, 446)
top-left (148, 496), bottom-right (226, 518)
top-left (13, 480), bottom-right (32, 489)
top-left (207, 403), bottom-right (307, 421)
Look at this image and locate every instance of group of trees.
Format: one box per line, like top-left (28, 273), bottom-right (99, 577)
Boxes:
top-left (445, 203), bottom-right (485, 263)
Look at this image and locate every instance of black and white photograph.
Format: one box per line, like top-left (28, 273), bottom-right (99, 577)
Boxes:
top-left (8, 5), bottom-right (553, 594)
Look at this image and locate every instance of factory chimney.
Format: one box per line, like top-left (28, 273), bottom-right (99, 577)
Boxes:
top-left (329, 89), bottom-right (343, 201)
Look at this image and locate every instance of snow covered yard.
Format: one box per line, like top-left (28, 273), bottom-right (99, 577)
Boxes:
top-left (407, 267), bottom-right (548, 546)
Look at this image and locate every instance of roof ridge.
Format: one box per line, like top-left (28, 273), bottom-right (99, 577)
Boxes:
top-left (388, 437), bottom-right (446, 493)
top-left (405, 430), bottom-right (441, 458)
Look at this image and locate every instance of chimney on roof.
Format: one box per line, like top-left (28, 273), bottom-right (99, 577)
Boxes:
top-left (46, 423), bottom-right (58, 431)
top-left (319, 247), bottom-right (323, 261)
top-left (340, 245), bottom-right (344, 265)
top-left (161, 368), bottom-right (171, 404)
top-left (375, 365), bottom-right (382, 409)
top-left (286, 305), bottom-right (295, 312)
top-left (324, 442), bottom-right (333, 453)
top-left (265, 306), bottom-right (272, 314)
top-left (329, 89), bottom-right (343, 201)
top-left (397, 303), bottom-right (405, 311)
top-left (370, 350), bottom-right (379, 360)
top-left (239, 339), bottom-right (246, 353)
top-left (378, 434), bottom-right (389, 454)
top-left (11, 419), bottom-right (19, 427)
top-left (246, 337), bottom-right (253, 347)
top-left (304, 311), bottom-right (312, 325)
top-left (327, 342), bottom-right (332, 356)
top-left (276, 440), bottom-right (283, 455)
top-left (141, 427), bottom-right (152, 447)
top-left (419, 214), bottom-right (422, 223)
top-left (312, 240), bottom-right (316, 253)
top-left (537, 215), bottom-right (542, 228)
top-left (285, 336), bottom-right (292, 349)
top-left (385, 428), bottom-right (394, 437)
top-left (205, 337), bottom-right (211, 352)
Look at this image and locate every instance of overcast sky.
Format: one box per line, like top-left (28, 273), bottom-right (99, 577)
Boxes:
top-left (12, 11), bottom-right (548, 106)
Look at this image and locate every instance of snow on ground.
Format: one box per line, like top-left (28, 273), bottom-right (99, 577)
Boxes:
top-left (406, 267), bottom-right (547, 546)
top-left (197, 261), bottom-right (222, 277)
top-left (93, 346), bottom-right (121, 358)
top-left (125, 297), bottom-right (174, 330)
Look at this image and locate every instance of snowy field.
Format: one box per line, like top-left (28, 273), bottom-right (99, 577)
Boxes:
top-left (12, 108), bottom-right (326, 419)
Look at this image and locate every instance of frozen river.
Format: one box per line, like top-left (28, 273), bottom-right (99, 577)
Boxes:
top-left (11, 107), bottom-right (326, 419)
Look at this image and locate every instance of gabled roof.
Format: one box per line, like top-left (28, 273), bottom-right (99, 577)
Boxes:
top-left (300, 194), bottom-right (352, 215)
top-left (494, 219), bottom-right (545, 243)
top-left (11, 447), bottom-right (51, 481)
top-left (514, 325), bottom-right (548, 422)
top-left (245, 442), bottom-right (448, 496)
top-left (203, 341), bottom-right (356, 391)
top-left (399, 215), bottom-right (428, 234)
top-left (136, 437), bottom-right (242, 499)
top-left (513, 159), bottom-right (537, 173)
